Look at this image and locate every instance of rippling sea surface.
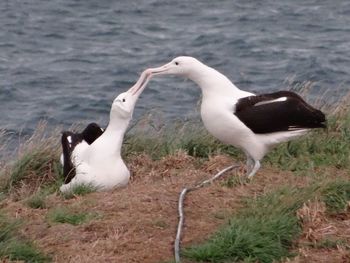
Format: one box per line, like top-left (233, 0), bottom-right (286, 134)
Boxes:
top-left (1, 0), bottom-right (350, 146)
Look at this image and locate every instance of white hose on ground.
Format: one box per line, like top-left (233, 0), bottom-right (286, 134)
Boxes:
top-left (174, 164), bottom-right (240, 263)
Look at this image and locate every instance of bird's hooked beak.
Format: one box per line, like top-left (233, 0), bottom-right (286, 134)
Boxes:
top-left (146, 61), bottom-right (173, 76)
top-left (128, 68), bottom-right (153, 96)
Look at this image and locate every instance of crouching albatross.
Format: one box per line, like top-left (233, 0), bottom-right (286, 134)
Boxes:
top-left (60, 69), bottom-right (152, 193)
top-left (148, 56), bottom-right (326, 179)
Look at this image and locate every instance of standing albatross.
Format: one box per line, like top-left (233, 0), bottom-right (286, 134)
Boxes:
top-left (148, 56), bottom-right (326, 178)
top-left (59, 69), bottom-right (152, 193)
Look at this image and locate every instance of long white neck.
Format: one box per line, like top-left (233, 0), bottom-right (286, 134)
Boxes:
top-left (188, 63), bottom-right (253, 100)
top-left (94, 114), bottom-right (130, 157)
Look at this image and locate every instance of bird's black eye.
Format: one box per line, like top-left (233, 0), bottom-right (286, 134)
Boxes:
top-left (175, 61), bottom-right (179, 65)
top-left (122, 98), bottom-right (126, 102)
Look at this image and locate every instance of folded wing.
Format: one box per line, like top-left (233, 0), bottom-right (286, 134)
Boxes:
top-left (234, 91), bottom-right (326, 134)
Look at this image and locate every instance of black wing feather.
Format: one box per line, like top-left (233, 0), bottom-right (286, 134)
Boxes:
top-left (61, 132), bottom-right (81, 183)
top-left (81, 123), bottom-right (104, 144)
top-left (235, 91), bottom-right (326, 134)
top-left (61, 123), bottom-right (104, 184)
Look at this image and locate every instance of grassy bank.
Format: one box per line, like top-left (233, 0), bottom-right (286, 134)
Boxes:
top-left (0, 98), bottom-right (349, 262)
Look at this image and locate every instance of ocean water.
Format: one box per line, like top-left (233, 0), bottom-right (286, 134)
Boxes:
top-left (1, 0), bottom-right (350, 145)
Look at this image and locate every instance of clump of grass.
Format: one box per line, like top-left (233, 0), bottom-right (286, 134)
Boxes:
top-left (61, 184), bottom-right (98, 199)
top-left (0, 192), bottom-right (5, 202)
top-left (321, 180), bottom-right (350, 214)
top-left (26, 193), bottom-right (46, 209)
top-left (154, 220), bottom-right (168, 229)
top-left (0, 122), bottom-right (62, 197)
top-left (307, 238), bottom-right (348, 249)
top-left (6, 151), bottom-right (59, 189)
top-left (0, 240), bottom-right (51, 262)
top-left (25, 178), bottom-right (65, 209)
top-left (0, 214), bottom-right (50, 262)
top-left (48, 208), bottom-right (97, 226)
top-left (222, 175), bottom-right (247, 188)
top-left (183, 187), bottom-right (310, 263)
top-left (184, 214), bottom-right (299, 262)
top-left (0, 215), bottom-right (20, 243)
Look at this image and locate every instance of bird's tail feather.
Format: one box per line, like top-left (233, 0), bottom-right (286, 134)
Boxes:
top-left (257, 129), bottom-right (309, 146)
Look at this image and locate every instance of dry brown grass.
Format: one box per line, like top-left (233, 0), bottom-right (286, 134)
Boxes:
top-left (286, 200), bottom-right (350, 263)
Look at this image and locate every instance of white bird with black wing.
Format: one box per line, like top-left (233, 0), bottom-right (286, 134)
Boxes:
top-left (148, 56), bottom-right (326, 178)
top-left (59, 69), bottom-right (152, 193)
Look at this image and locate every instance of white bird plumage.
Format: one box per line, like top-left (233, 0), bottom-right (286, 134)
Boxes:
top-left (60, 69), bottom-right (152, 193)
top-left (148, 56), bottom-right (326, 178)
